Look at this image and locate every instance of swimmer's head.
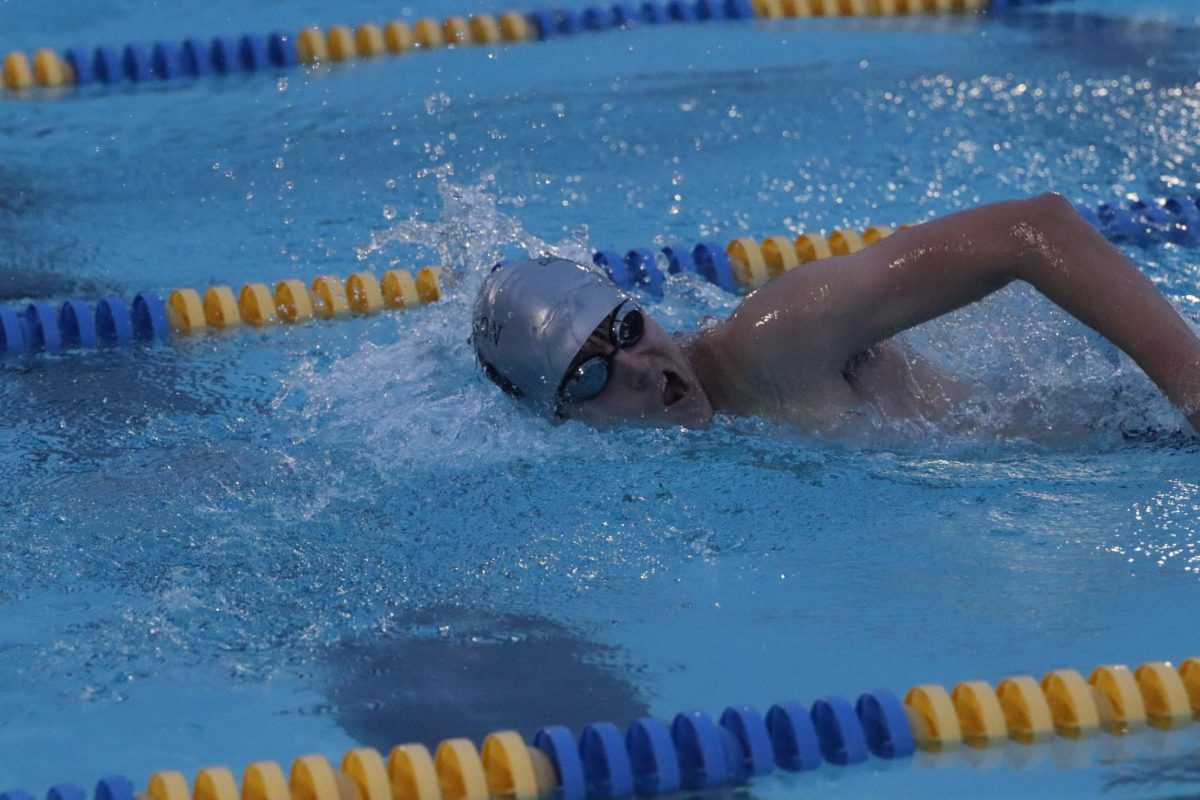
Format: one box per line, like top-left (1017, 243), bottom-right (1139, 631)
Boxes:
top-left (472, 257), bottom-right (713, 427)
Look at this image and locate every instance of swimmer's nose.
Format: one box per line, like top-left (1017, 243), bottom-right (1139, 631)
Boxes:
top-left (612, 349), bottom-right (655, 392)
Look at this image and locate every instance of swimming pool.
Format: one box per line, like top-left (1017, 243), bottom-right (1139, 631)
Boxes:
top-left (1, 0), bottom-right (1199, 796)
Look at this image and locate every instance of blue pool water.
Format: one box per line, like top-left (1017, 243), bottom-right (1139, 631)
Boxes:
top-left (1, 0), bottom-right (1199, 796)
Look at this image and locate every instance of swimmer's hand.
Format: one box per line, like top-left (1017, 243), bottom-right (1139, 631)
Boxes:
top-left (711, 193), bottom-right (1200, 433)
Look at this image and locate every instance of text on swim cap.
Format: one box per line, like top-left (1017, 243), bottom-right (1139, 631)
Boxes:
top-left (474, 315), bottom-right (503, 345)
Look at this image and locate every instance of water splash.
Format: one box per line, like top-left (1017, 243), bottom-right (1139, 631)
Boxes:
top-left (312, 169), bottom-right (747, 471)
top-left (904, 283), bottom-right (1187, 445)
top-left (354, 168), bottom-right (595, 304)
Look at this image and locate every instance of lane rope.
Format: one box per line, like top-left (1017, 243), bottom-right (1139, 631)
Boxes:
top-left (1, 0), bottom-right (1019, 94)
top-left (0, 267), bottom-right (441, 358)
top-left (4, 656), bottom-right (1197, 800)
top-left (4, 192), bottom-right (1193, 360)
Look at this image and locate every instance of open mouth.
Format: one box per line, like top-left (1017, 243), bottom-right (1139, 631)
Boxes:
top-left (662, 369), bottom-right (689, 408)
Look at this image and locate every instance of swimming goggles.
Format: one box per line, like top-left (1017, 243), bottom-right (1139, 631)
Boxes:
top-left (557, 300), bottom-right (644, 406)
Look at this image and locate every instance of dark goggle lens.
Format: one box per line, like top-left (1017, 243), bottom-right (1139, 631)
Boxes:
top-left (613, 305), bottom-right (644, 345)
top-left (558, 302), bottom-right (643, 408)
top-left (560, 357), bottom-right (610, 405)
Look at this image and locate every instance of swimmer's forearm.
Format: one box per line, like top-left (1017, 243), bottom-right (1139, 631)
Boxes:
top-left (1009, 194), bottom-right (1200, 430)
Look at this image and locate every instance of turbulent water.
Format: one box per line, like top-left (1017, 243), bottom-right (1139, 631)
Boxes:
top-left (0, 0), bottom-right (1198, 796)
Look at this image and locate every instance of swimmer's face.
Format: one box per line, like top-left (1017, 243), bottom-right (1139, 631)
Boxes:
top-left (558, 309), bottom-right (714, 429)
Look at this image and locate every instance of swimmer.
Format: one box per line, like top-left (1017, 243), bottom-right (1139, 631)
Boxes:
top-left (472, 194), bottom-right (1200, 433)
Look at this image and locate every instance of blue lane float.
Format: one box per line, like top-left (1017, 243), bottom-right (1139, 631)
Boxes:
top-left (0, 305), bottom-right (27, 355)
top-left (60, 300), bottom-right (98, 348)
top-left (765, 701), bottom-right (823, 771)
top-left (811, 696), bottom-right (869, 766)
top-left (131, 292), bottom-right (170, 341)
top-left (556, 7), bottom-right (586, 33)
top-left (640, 1), bottom-right (670, 22)
top-left (624, 248), bottom-right (666, 297)
top-left (95, 296), bottom-right (134, 345)
top-left (579, 723), bottom-right (635, 799)
top-left (528, 10), bottom-right (559, 38)
top-left (23, 302), bottom-right (63, 351)
top-left (210, 37), bottom-right (241, 74)
top-left (719, 705), bottom-right (775, 781)
top-left (152, 42), bottom-right (184, 80)
top-left (625, 717), bottom-right (681, 795)
top-left (121, 44), bottom-right (152, 82)
top-left (239, 35), bottom-right (270, 71)
top-left (593, 250), bottom-right (636, 291)
top-left (93, 47), bottom-right (121, 84)
top-left (1079, 195), bottom-right (1200, 247)
top-left (612, 3), bottom-right (640, 24)
top-left (661, 244), bottom-right (697, 275)
top-left (667, 0), bottom-right (698, 21)
top-left (671, 711), bottom-right (730, 790)
top-left (856, 690), bottom-right (916, 759)
top-left (181, 39), bottom-right (212, 76)
top-left (63, 48), bottom-right (94, 85)
top-left (92, 778), bottom-right (135, 800)
top-left (532, 726), bottom-right (586, 800)
top-left (691, 241), bottom-right (739, 292)
top-left (2, 782), bottom-right (130, 800)
top-left (1164, 196), bottom-right (1200, 227)
top-left (267, 32), bottom-right (299, 67)
top-left (582, 6), bottom-right (614, 30)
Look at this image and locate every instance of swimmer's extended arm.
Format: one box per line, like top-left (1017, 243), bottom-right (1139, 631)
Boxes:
top-left (724, 193), bottom-right (1200, 429)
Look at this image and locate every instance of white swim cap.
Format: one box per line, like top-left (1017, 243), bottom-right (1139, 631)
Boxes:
top-left (472, 257), bottom-right (628, 412)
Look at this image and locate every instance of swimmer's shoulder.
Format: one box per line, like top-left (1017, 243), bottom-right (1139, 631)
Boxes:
top-left (686, 312), bottom-right (856, 420)
top-left (714, 278), bottom-right (854, 384)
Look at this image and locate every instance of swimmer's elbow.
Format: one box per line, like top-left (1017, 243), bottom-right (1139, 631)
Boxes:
top-left (1002, 192), bottom-right (1091, 284)
top-left (1024, 191), bottom-right (1078, 226)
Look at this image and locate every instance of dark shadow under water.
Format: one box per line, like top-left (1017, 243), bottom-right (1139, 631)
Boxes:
top-left (322, 606), bottom-right (649, 750)
top-left (0, 243), bottom-right (108, 301)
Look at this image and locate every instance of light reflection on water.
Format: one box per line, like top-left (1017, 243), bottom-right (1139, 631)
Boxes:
top-left (0, 2), bottom-right (1198, 796)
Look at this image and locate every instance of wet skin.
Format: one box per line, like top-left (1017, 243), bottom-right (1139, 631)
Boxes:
top-left (561, 313), bottom-right (715, 429)
top-left (562, 194), bottom-right (1200, 433)
top-left (562, 312), bottom-right (967, 432)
